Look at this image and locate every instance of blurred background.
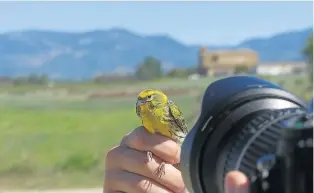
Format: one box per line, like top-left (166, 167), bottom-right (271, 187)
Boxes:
top-left (0, 1), bottom-right (313, 191)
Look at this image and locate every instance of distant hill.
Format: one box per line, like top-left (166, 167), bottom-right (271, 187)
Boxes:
top-left (0, 27), bottom-right (312, 79)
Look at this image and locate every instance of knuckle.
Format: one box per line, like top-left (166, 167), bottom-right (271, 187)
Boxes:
top-left (121, 127), bottom-right (147, 150)
top-left (172, 146), bottom-right (181, 164)
top-left (120, 134), bottom-right (129, 146)
top-left (105, 145), bottom-right (121, 165)
top-left (139, 156), bottom-right (153, 172)
top-left (128, 129), bottom-right (146, 150)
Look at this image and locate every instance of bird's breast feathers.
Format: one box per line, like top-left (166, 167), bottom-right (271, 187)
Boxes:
top-left (141, 105), bottom-right (172, 136)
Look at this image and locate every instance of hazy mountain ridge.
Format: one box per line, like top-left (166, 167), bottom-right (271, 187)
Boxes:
top-left (0, 27), bottom-right (312, 79)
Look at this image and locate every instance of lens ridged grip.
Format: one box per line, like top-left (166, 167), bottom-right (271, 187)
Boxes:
top-left (223, 108), bottom-right (304, 178)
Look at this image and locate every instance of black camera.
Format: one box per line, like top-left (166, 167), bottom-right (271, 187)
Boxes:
top-left (181, 76), bottom-right (313, 193)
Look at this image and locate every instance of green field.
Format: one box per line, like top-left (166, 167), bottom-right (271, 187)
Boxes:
top-left (0, 75), bottom-right (312, 189)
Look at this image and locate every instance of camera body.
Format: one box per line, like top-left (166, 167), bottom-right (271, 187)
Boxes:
top-left (180, 76), bottom-right (313, 193)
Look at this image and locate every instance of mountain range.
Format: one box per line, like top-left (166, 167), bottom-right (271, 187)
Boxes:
top-left (0, 27), bottom-right (312, 79)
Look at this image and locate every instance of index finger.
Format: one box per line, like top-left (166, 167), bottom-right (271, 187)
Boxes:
top-left (121, 126), bottom-right (181, 164)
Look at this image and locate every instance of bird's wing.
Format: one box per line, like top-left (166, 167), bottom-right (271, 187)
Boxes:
top-left (167, 100), bottom-right (188, 135)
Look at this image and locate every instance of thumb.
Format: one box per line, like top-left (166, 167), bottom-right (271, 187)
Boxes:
top-left (224, 171), bottom-right (249, 193)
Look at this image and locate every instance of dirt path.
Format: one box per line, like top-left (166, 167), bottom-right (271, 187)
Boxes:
top-left (1, 188), bottom-right (102, 193)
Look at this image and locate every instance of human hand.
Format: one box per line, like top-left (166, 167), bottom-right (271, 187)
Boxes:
top-left (104, 126), bottom-right (249, 193)
top-left (104, 126), bottom-right (186, 193)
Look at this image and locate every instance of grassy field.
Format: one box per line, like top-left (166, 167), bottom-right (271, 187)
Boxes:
top-left (0, 75), bottom-right (312, 189)
top-left (0, 92), bottom-right (199, 189)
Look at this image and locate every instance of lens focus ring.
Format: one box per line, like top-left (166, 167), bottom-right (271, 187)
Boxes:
top-left (223, 108), bottom-right (305, 178)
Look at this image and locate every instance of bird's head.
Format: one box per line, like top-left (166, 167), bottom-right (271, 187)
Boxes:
top-left (136, 89), bottom-right (168, 111)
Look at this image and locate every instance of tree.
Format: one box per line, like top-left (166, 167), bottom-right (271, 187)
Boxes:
top-left (27, 73), bottom-right (39, 84)
top-left (13, 76), bottom-right (28, 86)
top-left (234, 65), bottom-right (249, 74)
top-left (27, 73), bottom-right (49, 84)
top-left (166, 67), bottom-right (198, 78)
top-left (39, 74), bottom-right (49, 84)
top-left (135, 56), bottom-right (162, 80)
top-left (13, 73), bottom-right (49, 85)
top-left (303, 34), bottom-right (313, 88)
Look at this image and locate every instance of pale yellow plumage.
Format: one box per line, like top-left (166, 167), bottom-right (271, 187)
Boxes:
top-left (136, 89), bottom-right (188, 178)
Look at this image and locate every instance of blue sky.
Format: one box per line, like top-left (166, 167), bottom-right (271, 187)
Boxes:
top-left (0, 1), bottom-right (312, 45)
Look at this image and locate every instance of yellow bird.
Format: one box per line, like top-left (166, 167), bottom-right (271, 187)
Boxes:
top-left (136, 89), bottom-right (188, 178)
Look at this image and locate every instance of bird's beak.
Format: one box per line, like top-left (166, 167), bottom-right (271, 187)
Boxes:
top-left (136, 99), bottom-right (145, 107)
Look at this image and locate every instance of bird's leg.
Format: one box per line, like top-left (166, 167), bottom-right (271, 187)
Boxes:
top-left (153, 162), bottom-right (166, 178)
top-left (144, 151), bottom-right (155, 191)
top-left (147, 151), bottom-right (153, 161)
top-left (147, 151), bottom-right (166, 178)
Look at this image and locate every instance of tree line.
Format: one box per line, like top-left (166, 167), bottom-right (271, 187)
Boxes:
top-left (0, 73), bottom-right (49, 85)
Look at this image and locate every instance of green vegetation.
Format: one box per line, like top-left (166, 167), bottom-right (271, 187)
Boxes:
top-left (0, 75), bottom-right (312, 189)
top-left (234, 65), bottom-right (249, 74)
top-left (303, 34), bottom-right (313, 87)
top-left (135, 56), bottom-right (163, 80)
top-left (166, 67), bottom-right (198, 78)
top-left (0, 87), bottom-right (199, 189)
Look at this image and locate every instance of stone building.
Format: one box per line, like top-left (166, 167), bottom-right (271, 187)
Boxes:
top-left (256, 62), bottom-right (308, 75)
top-left (198, 47), bottom-right (259, 76)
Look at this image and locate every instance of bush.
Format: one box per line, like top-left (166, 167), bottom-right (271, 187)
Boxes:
top-left (234, 65), bottom-right (249, 74)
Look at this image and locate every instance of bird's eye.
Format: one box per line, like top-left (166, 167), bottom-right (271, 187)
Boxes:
top-left (147, 95), bottom-right (152, 99)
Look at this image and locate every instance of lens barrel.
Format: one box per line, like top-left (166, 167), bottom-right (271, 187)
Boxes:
top-left (181, 76), bottom-right (307, 193)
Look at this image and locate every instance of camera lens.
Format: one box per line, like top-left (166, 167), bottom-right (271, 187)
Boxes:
top-left (180, 76), bottom-right (308, 193)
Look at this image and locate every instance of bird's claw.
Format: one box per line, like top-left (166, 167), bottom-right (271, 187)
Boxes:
top-left (154, 162), bottom-right (166, 178)
top-left (147, 151), bottom-right (153, 162)
top-left (147, 151), bottom-right (166, 178)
